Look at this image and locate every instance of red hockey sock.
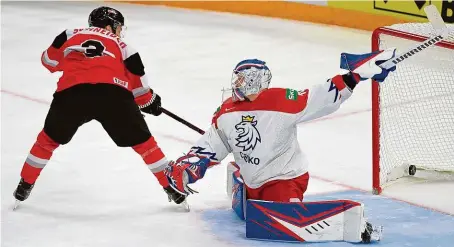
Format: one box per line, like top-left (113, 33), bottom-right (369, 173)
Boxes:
top-left (132, 136), bottom-right (169, 187)
top-left (21, 130), bottom-right (59, 184)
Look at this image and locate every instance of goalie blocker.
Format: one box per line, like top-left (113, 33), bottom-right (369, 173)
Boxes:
top-left (226, 163), bottom-right (382, 243)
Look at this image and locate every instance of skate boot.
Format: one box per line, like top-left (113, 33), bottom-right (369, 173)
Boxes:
top-left (361, 222), bottom-right (383, 243)
top-left (163, 186), bottom-right (186, 204)
top-left (13, 178), bottom-right (34, 201)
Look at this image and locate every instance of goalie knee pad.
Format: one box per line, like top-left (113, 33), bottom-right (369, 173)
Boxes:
top-left (231, 165), bottom-right (246, 220)
top-left (226, 162), bottom-right (246, 220)
top-left (226, 162), bottom-right (240, 198)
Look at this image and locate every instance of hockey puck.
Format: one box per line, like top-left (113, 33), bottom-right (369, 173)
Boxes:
top-left (408, 165), bottom-right (416, 176)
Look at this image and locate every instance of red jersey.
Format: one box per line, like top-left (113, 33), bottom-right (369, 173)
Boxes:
top-left (41, 27), bottom-right (153, 107)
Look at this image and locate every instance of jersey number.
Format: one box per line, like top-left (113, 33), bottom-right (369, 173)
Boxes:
top-left (81, 40), bottom-right (105, 58)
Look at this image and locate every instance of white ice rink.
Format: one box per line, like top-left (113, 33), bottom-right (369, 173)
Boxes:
top-left (1, 2), bottom-right (453, 247)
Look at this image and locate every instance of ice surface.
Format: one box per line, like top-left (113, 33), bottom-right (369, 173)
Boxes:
top-left (1, 2), bottom-right (453, 247)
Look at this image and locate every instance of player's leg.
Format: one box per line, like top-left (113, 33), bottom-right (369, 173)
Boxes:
top-left (226, 166), bottom-right (381, 243)
top-left (15, 85), bottom-right (93, 201)
top-left (241, 172), bottom-right (381, 243)
top-left (245, 172), bottom-right (310, 202)
top-left (95, 85), bottom-right (170, 188)
top-left (245, 198), bottom-right (380, 243)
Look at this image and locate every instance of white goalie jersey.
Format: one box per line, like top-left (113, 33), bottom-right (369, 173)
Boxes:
top-left (186, 75), bottom-right (354, 189)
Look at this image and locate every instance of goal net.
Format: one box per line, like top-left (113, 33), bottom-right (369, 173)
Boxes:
top-left (372, 23), bottom-right (454, 194)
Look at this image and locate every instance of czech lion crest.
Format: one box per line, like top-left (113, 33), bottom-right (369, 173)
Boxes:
top-left (235, 115), bottom-right (261, 151)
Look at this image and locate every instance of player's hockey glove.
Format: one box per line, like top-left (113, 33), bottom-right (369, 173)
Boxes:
top-left (340, 47), bottom-right (397, 83)
top-left (140, 90), bottom-right (162, 116)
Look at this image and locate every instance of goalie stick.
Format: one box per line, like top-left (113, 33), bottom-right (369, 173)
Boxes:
top-left (379, 5), bottom-right (452, 70)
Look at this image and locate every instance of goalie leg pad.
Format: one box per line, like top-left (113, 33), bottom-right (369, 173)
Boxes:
top-left (246, 199), bottom-right (371, 243)
top-left (226, 162), bottom-right (240, 198)
top-left (230, 163), bottom-right (246, 220)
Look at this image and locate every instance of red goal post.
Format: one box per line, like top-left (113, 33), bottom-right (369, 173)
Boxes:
top-left (371, 23), bottom-right (454, 194)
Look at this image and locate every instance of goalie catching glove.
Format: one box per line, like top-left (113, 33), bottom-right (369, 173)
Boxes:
top-left (340, 47), bottom-right (397, 83)
top-left (165, 155), bottom-right (211, 196)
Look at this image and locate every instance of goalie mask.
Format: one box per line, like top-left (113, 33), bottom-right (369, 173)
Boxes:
top-left (229, 59), bottom-right (272, 102)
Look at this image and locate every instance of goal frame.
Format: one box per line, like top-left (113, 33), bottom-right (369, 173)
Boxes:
top-left (371, 26), bottom-right (454, 195)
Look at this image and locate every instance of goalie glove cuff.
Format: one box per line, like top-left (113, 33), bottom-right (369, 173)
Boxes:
top-left (343, 72), bottom-right (361, 91)
top-left (331, 72), bottom-right (360, 92)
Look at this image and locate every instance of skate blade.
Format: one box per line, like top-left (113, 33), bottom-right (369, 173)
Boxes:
top-left (181, 200), bottom-right (190, 212)
top-left (371, 226), bottom-right (384, 242)
top-left (12, 200), bottom-right (21, 211)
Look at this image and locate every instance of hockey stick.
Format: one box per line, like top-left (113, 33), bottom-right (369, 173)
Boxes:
top-left (379, 5), bottom-right (452, 70)
top-left (161, 107), bottom-right (206, 135)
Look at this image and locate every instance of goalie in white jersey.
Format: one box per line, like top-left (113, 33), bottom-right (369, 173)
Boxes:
top-left (165, 50), bottom-right (396, 204)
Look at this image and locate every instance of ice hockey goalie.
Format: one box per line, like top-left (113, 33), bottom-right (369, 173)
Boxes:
top-left (164, 49), bottom-right (396, 243)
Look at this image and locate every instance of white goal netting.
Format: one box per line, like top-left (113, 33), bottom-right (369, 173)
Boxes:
top-left (376, 23), bottom-right (454, 189)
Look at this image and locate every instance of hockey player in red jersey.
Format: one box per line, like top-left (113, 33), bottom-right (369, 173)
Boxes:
top-left (13, 6), bottom-right (184, 205)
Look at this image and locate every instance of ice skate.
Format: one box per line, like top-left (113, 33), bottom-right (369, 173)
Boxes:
top-left (164, 186), bottom-right (190, 212)
top-left (13, 178), bottom-right (35, 210)
top-left (164, 186), bottom-right (186, 204)
top-left (13, 178), bottom-right (34, 201)
top-left (361, 222), bottom-right (383, 243)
